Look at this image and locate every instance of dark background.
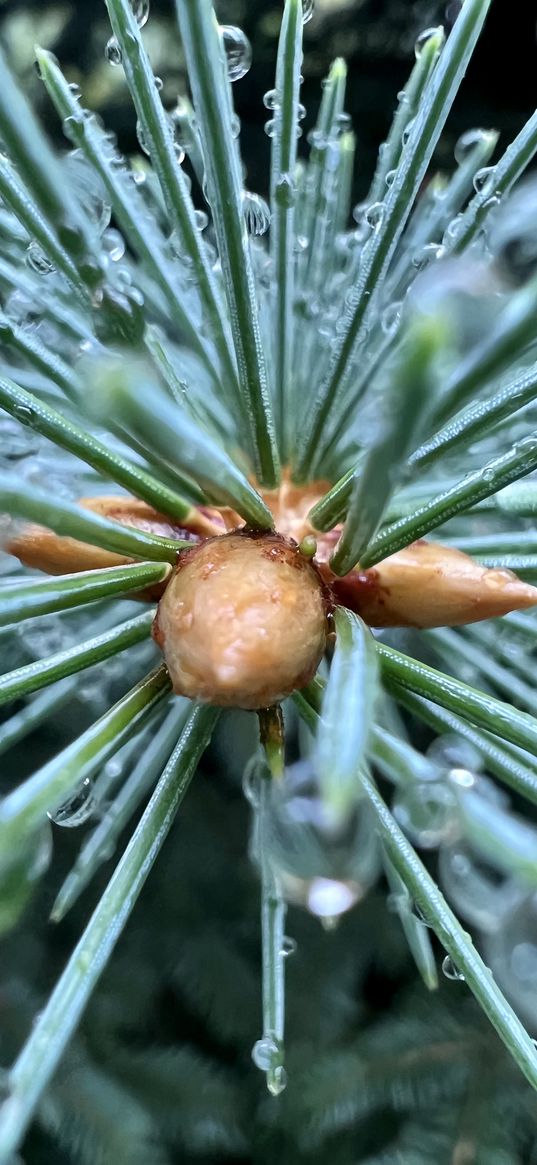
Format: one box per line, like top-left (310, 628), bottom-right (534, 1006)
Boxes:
top-left (0, 0), bottom-right (535, 200)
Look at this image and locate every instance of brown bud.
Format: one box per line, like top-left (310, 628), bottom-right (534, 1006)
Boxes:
top-left (153, 530), bottom-right (330, 709)
top-left (317, 538), bottom-right (537, 629)
top-left (6, 496), bottom-right (220, 600)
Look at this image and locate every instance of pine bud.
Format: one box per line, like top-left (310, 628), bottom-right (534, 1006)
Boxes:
top-left (6, 496), bottom-right (216, 599)
top-left (318, 538), bottom-right (537, 628)
top-left (153, 531), bottom-right (330, 709)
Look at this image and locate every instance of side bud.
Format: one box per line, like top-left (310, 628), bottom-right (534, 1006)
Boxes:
top-left (153, 531), bottom-right (330, 709)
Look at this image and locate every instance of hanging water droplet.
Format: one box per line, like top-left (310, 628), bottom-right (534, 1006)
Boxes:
top-left (13, 403), bottom-right (35, 425)
top-left (26, 242), bottom-right (55, 276)
top-left (448, 767), bottom-right (477, 789)
top-left (230, 113), bottom-right (241, 139)
top-left (307, 877), bottom-right (359, 918)
top-left (154, 75), bottom-right (163, 91)
top-left (393, 781), bottom-right (458, 849)
top-left (102, 228), bottom-right (125, 262)
top-left (442, 213), bottom-right (463, 246)
top-left (263, 88), bottom-right (280, 111)
top-left (454, 128), bottom-right (489, 166)
top-left (267, 1065), bottom-right (287, 1096)
top-left (280, 935), bottom-right (297, 958)
top-left (136, 118), bottom-right (151, 156)
top-left (242, 757), bottom-right (262, 808)
top-left (251, 1035), bottom-right (279, 1071)
top-left (401, 118), bottom-right (416, 147)
top-left (412, 241), bottom-right (441, 270)
top-left (264, 118), bottom-right (276, 139)
top-left (336, 112), bottom-right (352, 133)
top-left (48, 778), bottom-right (96, 828)
top-left (473, 166), bottom-right (494, 195)
top-left (221, 25), bottom-right (252, 82)
top-left (427, 734), bottom-right (484, 774)
top-left (242, 191), bottom-right (271, 236)
top-left (511, 942), bottom-right (537, 985)
top-left (131, 0), bottom-right (150, 28)
top-left (385, 168), bottom-right (397, 188)
top-left (275, 173), bottom-right (296, 209)
top-left (414, 26), bottom-right (440, 59)
top-left (381, 300), bottom-right (402, 335)
top-left (413, 902), bottom-right (432, 927)
top-left (302, 0), bottom-right (314, 24)
top-left (105, 36), bottom-right (122, 66)
top-left (194, 209), bottom-right (209, 232)
top-left (365, 202), bottom-right (384, 230)
top-left (441, 954), bottom-right (465, 981)
top-left (446, 1), bottom-right (463, 25)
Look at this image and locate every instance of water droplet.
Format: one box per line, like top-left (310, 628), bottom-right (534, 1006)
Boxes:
top-left (427, 734), bottom-right (484, 774)
top-left (105, 36), bottom-right (122, 66)
top-left (412, 241), bottom-right (441, 270)
top-left (194, 209), bottom-right (209, 232)
top-left (13, 403), bottom-right (34, 424)
top-left (454, 128), bottom-right (490, 166)
top-left (267, 1065), bottom-right (287, 1096)
top-left (243, 191), bottom-right (271, 236)
top-left (48, 778), bottom-right (96, 828)
top-left (102, 228), bottom-right (125, 262)
top-left (263, 88), bottom-right (280, 111)
top-left (441, 954), bottom-right (465, 981)
top-left (221, 25), bottom-right (252, 82)
top-left (131, 0), bottom-right (150, 28)
top-left (336, 112), bottom-right (352, 135)
top-left (511, 942), bottom-right (537, 984)
top-left (280, 935), bottom-right (297, 958)
top-left (402, 118), bottom-right (416, 146)
top-left (275, 173), bottom-right (296, 209)
top-left (446, 1), bottom-right (463, 25)
top-left (154, 75), bottom-right (163, 91)
top-left (26, 242), bottom-right (55, 275)
top-left (473, 166), bottom-right (494, 195)
top-left (264, 118), bottom-right (276, 139)
top-left (297, 103), bottom-right (307, 123)
top-left (365, 201), bottom-right (384, 229)
top-left (230, 114), bottom-right (241, 139)
top-left (385, 168), bottom-right (397, 188)
top-left (251, 1036), bottom-right (279, 1071)
top-left (414, 26), bottom-right (440, 59)
top-left (242, 757), bottom-right (262, 808)
top-left (381, 301), bottom-right (402, 335)
top-left (302, 0), bottom-right (314, 24)
top-left (136, 119), bottom-right (150, 156)
top-left (307, 877), bottom-right (359, 918)
top-left (448, 767), bottom-right (477, 789)
top-left (413, 902), bottom-right (432, 927)
top-left (393, 781), bottom-right (458, 849)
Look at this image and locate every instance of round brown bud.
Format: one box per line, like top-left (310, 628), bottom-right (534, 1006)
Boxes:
top-left (153, 531), bottom-right (329, 709)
